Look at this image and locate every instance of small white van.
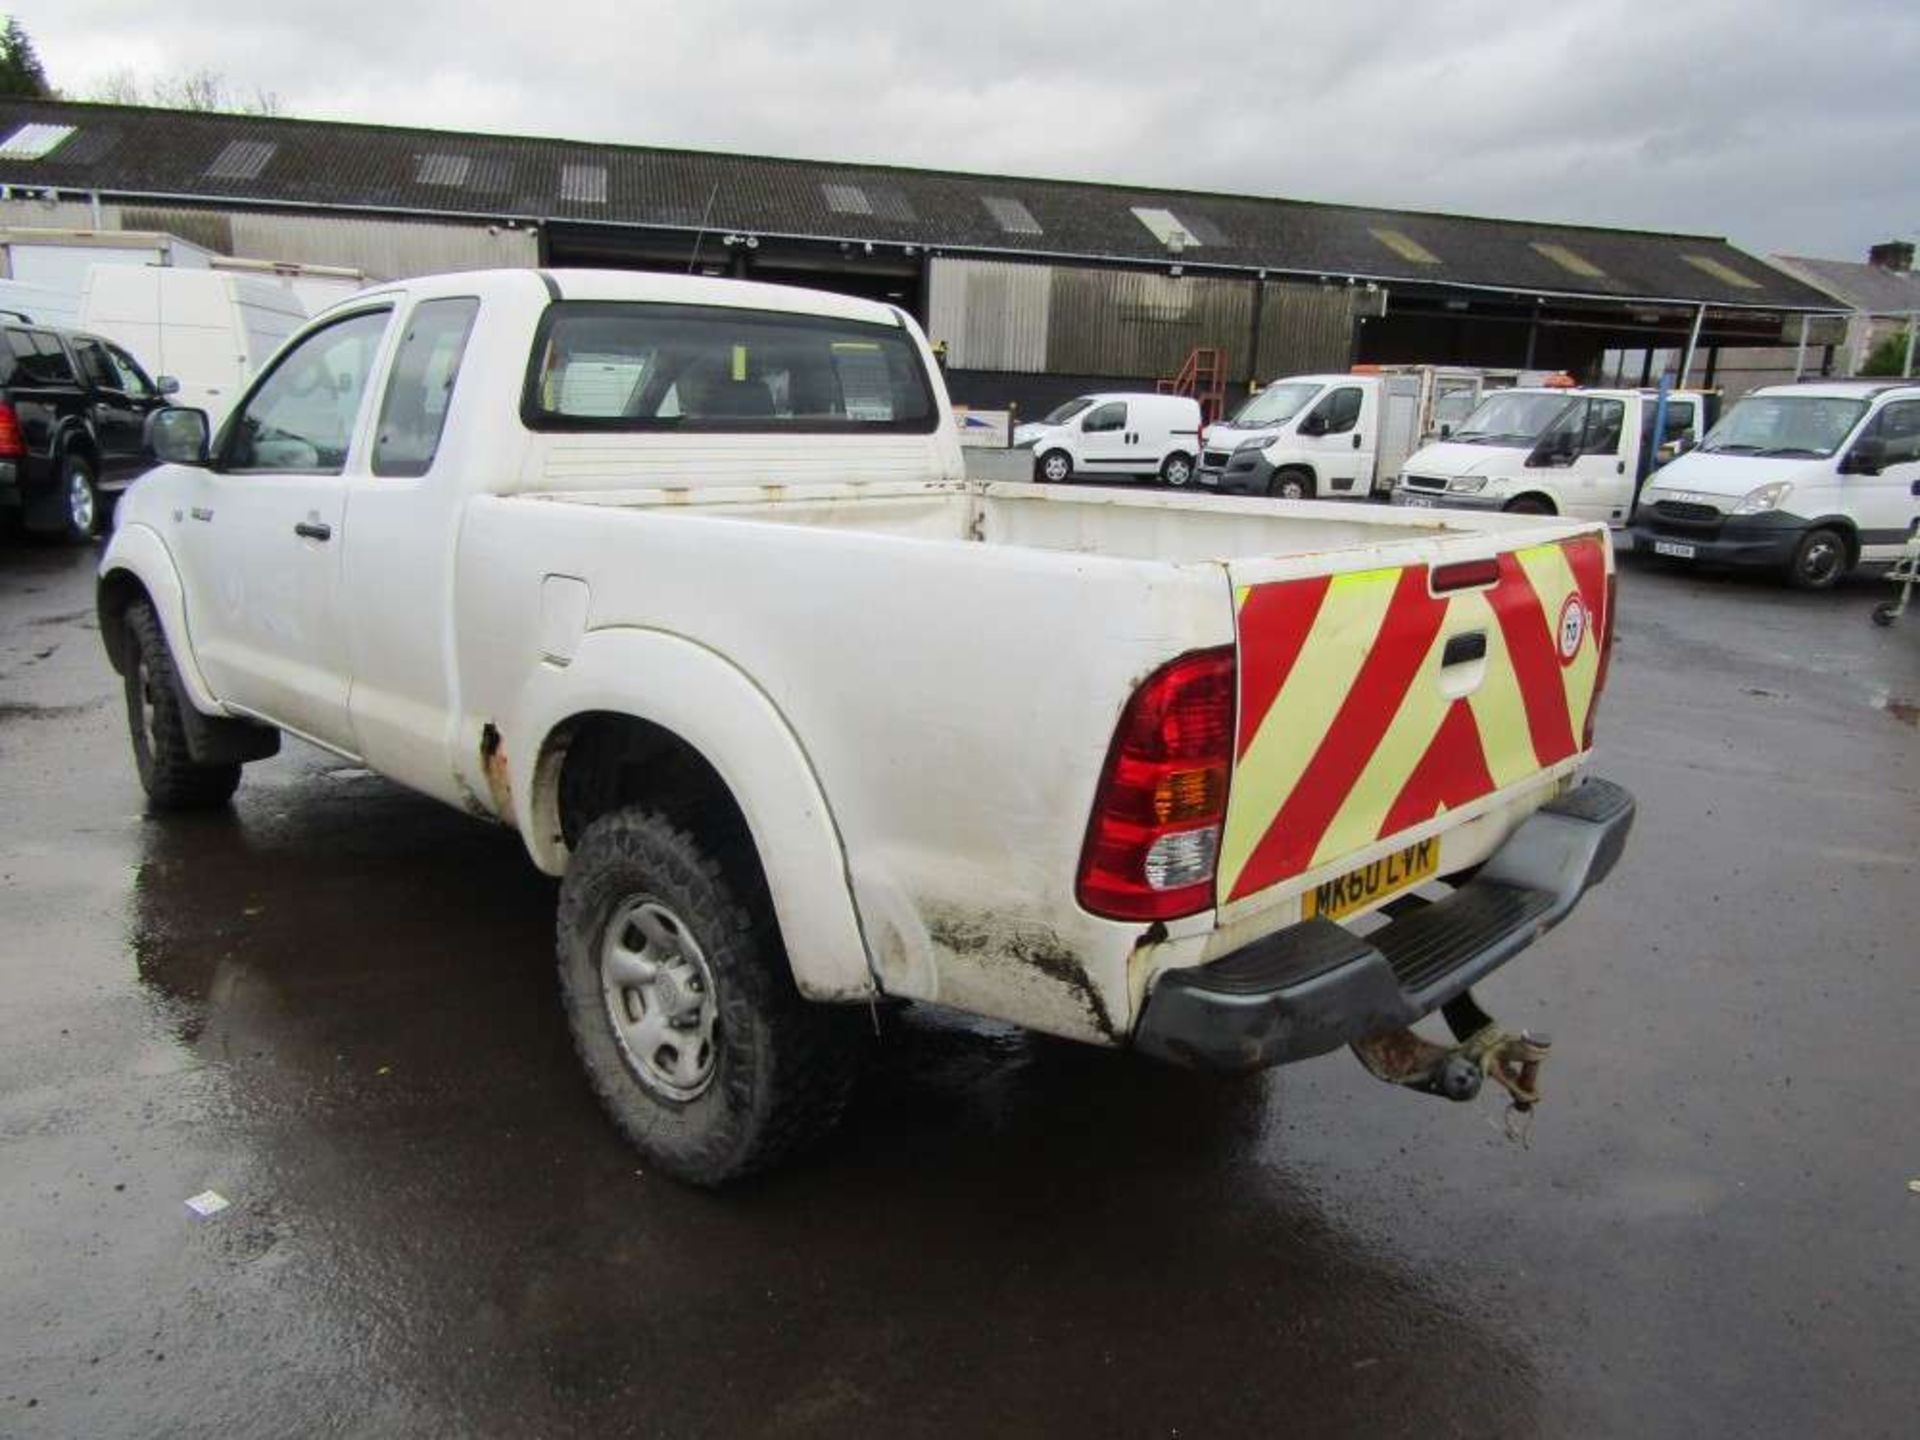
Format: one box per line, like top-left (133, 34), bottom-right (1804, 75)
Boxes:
top-left (78, 267), bottom-right (310, 423)
top-left (1016, 393), bottom-right (1203, 486)
top-left (1632, 381), bottom-right (1920, 589)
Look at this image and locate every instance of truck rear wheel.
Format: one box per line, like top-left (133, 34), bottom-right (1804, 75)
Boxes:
top-left (556, 807), bottom-right (861, 1186)
top-left (123, 600), bottom-right (242, 811)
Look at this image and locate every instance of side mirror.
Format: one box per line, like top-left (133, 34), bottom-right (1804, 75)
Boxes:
top-left (1839, 438), bottom-right (1885, 476)
top-left (146, 406), bottom-right (211, 466)
top-left (1674, 435), bottom-right (1696, 456)
top-left (1300, 412), bottom-right (1328, 437)
top-left (1439, 423), bottom-right (1453, 440)
top-left (156, 375), bottom-right (181, 397)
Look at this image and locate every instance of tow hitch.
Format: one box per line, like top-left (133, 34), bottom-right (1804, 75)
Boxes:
top-left (1351, 991), bottom-right (1550, 1138)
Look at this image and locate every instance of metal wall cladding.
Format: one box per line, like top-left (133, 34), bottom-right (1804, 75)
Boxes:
top-left (927, 258), bottom-right (1051, 372)
top-left (1254, 282), bottom-right (1362, 381)
top-left (929, 258), bottom-right (1366, 383)
top-left (108, 206), bottom-right (537, 280)
top-left (1048, 269), bottom-right (1253, 380)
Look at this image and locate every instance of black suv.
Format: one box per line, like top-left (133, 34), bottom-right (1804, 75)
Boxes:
top-left (0, 315), bottom-right (174, 541)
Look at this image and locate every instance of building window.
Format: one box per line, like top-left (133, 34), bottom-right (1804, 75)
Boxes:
top-left (981, 196), bottom-right (1042, 236)
top-left (205, 140), bottom-right (277, 180)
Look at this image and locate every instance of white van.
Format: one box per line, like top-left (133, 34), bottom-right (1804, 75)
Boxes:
top-left (1393, 387), bottom-right (1709, 524)
top-left (1196, 372), bottom-right (1409, 500)
top-left (1016, 393), bottom-right (1204, 486)
top-left (1632, 382), bottom-right (1920, 589)
top-left (78, 267), bottom-right (310, 423)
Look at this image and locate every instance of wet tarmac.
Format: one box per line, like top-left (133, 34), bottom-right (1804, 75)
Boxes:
top-left (2, 534), bottom-right (1917, 1438)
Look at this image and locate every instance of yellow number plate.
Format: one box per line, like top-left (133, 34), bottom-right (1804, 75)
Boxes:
top-left (1301, 839), bottom-right (1440, 922)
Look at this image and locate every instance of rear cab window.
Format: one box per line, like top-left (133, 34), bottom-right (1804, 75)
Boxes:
top-left (523, 302), bottom-right (937, 433)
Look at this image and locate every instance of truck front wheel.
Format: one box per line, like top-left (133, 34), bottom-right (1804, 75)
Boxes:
top-left (123, 601), bottom-right (242, 811)
top-left (1268, 468), bottom-right (1315, 500)
top-left (556, 807), bottom-right (860, 1186)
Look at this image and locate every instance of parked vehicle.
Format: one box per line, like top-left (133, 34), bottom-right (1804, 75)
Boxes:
top-left (1017, 392), bottom-right (1203, 486)
top-left (1393, 387), bottom-right (1711, 523)
top-left (98, 268), bottom-right (1634, 1185)
top-left (79, 266), bottom-right (309, 423)
top-left (1632, 381), bottom-right (1920, 589)
top-left (0, 316), bottom-right (175, 539)
top-left (1195, 372), bottom-right (1415, 500)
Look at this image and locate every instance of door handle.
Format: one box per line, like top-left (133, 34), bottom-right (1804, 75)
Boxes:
top-left (1442, 631), bottom-right (1488, 667)
top-left (1352, 433), bottom-right (1363, 449)
top-left (294, 520), bottom-right (333, 542)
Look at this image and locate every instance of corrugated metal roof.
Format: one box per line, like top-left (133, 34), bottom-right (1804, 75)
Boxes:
top-left (1771, 254), bottom-right (1920, 315)
top-left (0, 97), bottom-right (1840, 311)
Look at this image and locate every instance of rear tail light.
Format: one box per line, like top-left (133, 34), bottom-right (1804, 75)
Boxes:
top-left (1077, 647), bottom-right (1236, 921)
top-left (1583, 572), bottom-right (1617, 750)
top-left (0, 402), bottom-right (24, 460)
top-left (1431, 557), bottom-right (1501, 592)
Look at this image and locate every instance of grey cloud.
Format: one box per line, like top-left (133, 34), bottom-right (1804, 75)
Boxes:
top-left (23, 0), bottom-right (1920, 258)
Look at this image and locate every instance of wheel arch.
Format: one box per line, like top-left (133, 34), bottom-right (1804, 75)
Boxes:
top-left (1803, 516), bottom-right (1860, 568)
top-left (96, 524), bottom-right (222, 713)
top-left (1504, 491), bottom-right (1560, 515)
top-left (509, 628), bottom-right (876, 1001)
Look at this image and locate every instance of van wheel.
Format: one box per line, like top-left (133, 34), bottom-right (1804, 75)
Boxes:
top-left (1504, 494), bottom-right (1556, 516)
top-left (556, 807), bottom-right (862, 1187)
top-left (123, 601), bottom-right (242, 811)
top-left (1160, 453), bottom-right (1194, 488)
top-left (63, 455), bottom-right (104, 541)
top-left (1786, 527), bottom-right (1847, 591)
top-left (1268, 468), bottom-right (1314, 500)
top-left (1035, 449), bottom-right (1072, 485)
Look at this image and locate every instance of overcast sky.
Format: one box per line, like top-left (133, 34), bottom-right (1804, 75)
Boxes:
top-left (20, 0), bottom-right (1920, 261)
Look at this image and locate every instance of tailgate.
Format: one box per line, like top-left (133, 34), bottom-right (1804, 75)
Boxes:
top-left (1218, 534), bottom-right (1609, 907)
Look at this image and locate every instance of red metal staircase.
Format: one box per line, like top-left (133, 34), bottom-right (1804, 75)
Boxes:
top-left (1159, 347), bottom-right (1229, 426)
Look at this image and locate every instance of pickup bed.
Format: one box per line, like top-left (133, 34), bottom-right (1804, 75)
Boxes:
top-left (98, 269), bottom-right (1633, 1184)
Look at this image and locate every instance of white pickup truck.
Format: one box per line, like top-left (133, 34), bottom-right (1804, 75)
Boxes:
top-left (97, 269), bottom-right (1634, 1185)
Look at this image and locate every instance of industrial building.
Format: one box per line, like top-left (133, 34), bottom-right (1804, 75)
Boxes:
top-left (0, 98), bottom-right (1845, 415)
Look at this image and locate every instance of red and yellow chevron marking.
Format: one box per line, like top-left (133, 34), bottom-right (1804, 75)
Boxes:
top-left (1219, 536), bottom-right (1607, 905)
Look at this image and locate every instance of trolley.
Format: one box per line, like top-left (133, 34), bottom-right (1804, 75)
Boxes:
top-left (1872, 530), bottom-right (1920, 627)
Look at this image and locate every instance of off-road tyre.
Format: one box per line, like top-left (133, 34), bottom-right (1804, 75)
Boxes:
top-left (123, 601), bottom-right (242, 811)
top-left (556, 807), bottom-right (861, 1186)
top-left (1268, 467), bottom-right (1315, 500)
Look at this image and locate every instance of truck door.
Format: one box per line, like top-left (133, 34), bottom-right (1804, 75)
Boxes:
top-left (341, 296), bottom-right (483, 792)
top-left (1532, 397), bottom-right (1630, 522)
top-left (1078, 400), bottom-right (1131, 472)
top-left (1847, 398), bottom-right (1920, 561)
top-left (69, 337), bottom-right (159, 485)
top-left (1301, 384), bottom-right (1369, 495)
top-left (171, 306), bottom-right (393, 751)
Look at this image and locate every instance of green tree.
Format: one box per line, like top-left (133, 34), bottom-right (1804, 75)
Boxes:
top-left (0, 17), bottom-right (53, 98)
top-left (1860, 327), bottom-right (1914, 377)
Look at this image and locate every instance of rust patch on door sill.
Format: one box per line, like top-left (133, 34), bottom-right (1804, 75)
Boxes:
top-left (480, 723), bottom-right (513, 822)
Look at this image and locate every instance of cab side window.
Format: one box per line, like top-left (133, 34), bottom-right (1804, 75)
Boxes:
top-left (71, 338), bottom-right (120, 391)
top-left (103, 343), bottom-right (157, 397)
top-left (373, 298), bottom-right (480, 478)
top-left (1867, 400), bottom-right (1920, 466)
top-left (1313, 386), bottom-right (1364, 434)
top-left (1581, 399), bottom-right (1626, 455)
top-left (223, 310), bottom-right (392, 474)
top-left (1083, 401), bottom-right (1126, 433)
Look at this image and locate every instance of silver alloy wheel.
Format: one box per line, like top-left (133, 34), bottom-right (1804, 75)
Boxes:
top-left (68, 466), bottom-right (96, 535)
top-left (599, 896), bottom-right (719, 1102)
top-left (1799, 534), bottom-right (1842, 585)
top-left (1163, 456), bottom-right (1193, 487)
top-left (1042, 452), bottom-right (1071, 483)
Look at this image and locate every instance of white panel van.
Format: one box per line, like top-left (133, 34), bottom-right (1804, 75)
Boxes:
top-left (1016, 392), bottom-right (1204, 486)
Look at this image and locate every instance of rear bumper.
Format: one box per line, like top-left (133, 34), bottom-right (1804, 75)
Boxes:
top-left (1133, 777), bottom-right (1634, 1073)
top-left (1627, 510), bottom-right (1803, 569)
